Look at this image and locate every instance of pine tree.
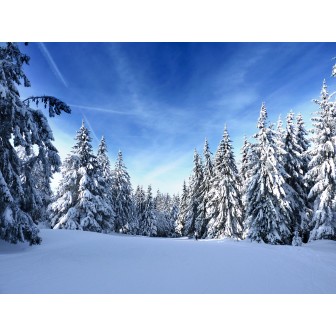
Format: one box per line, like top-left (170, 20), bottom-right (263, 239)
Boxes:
top-left (112, 150), bottom-right (135, 233)
top-left (154, 190), bottom-right (176, 237)
top-left (0, 42), bottom-right (70, 245)
top-left (276, 115), bottom-right (285, 162)
top-left (198, 138), bottom-right (214, 238)
top-left (16, 145), bottom-right (52, 225)
top-left (49, 122), bottom-right (113, 232)
top-left (206, 126), bottom-right (244, 239)
top-left (306, 80), bottom-right (336, 241)
top-left (283, 111), bottom-right (310, 245)
top-left (183, 150), bottom-right (204, 237)
top-left (170, 193), bottom-right (180, 237)
top-left (134, 185), bottom-right (145, 235)
top-left (175, 181), bottom-right (189, 237)
top-left (97, 136), bottom-right (115, 229)
top-left (240, 136), bottom-right (251, 184)
top-left (245, 103), bottom-right (293, 245)
top-left (295, 113), bottom-right (312, 242)
top-left (240, 135), bottom-right (252, 233)
top-left (141, 185), bottom-right (157, 237)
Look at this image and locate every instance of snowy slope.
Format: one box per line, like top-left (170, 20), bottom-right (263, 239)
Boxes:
top-left (0, 229), bottom-right (336, 294)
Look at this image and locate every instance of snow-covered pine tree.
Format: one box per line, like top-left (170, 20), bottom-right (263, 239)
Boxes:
top-left (240, 136), bottom-right (251, 184)
top-left (276, 115), bottom-right (285, 163)
top-left (112, 150), bottom-right (135, 233)
top-left (141, 185), bottom-right (157, 237)
top-left (0, 42), bottom-right (70, 245)
top-left (49, 121), bottom-right (113, 232)
top-left (183, 150), bottom-right (204, 237)
top-left (16, 145), bottom-right (52, 225)
top-left (295, 113), bottom-right (312, 242)
top-left (296, 114), bottom-right (311, 172)
top-left (175, 181), bottom-right (189, 237)
top-left (154, 189), bottom-right (166, 236)
top-left (245, 103), bottom-right (293, 245)
top-left (170, 193), bottom-right (180, 237)
top-left (198, 138), bottom-right (214, 238)
top-left (240, 135), bottom-right (252, 233)
top-left (154, 190), bottom-right (176, 237)
top-left (134, 185), bottom-right (145, 235)
top-left (305, 80), bottom-right (336, 241)
top-left (97, 136), bottom-right (115, 229)
top-left (283, 111), bottom-right (310, 245)
top-left (206, 126), bottom-right (243, 239)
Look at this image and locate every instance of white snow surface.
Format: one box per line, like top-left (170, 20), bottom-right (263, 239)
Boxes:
top-left (1, 229), bottom-right (336, 294)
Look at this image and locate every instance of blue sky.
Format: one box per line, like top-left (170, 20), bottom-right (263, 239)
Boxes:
top-left (18, 42), bottom-right (336, 194)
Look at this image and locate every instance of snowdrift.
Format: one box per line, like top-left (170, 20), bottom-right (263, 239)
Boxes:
top-left (1, 229), bottom-right (335, 294)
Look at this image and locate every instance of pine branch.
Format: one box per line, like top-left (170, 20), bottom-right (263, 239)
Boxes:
top-left (23, 95), bottom-right (71, 117)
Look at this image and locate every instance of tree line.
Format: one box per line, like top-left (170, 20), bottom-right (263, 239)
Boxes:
top-left (1, 42), bottom-right (335, 245)
top-left (176, 79), bottom-right (336, 245)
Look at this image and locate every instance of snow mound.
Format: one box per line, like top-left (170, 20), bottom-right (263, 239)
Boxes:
top-left (0, 229), bottom-right (336, 294)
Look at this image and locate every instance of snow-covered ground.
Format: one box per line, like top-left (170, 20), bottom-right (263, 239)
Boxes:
top-left (1, 229), bottom-right (336, 294)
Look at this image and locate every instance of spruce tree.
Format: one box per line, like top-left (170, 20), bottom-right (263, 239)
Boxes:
top-left (49, 122), bottom-right (113, 232)
top-left (295, 113), bottom-right (312, 242)
top-left (112, 150), bottom-right (135, 233)
top-left (97, 136), bottom-right (115, 229)
top-left (141, 185), bottom-right (157, 237)
top-left (175, 181), bottom-right (189, 237)
top-left (240, 136), bottom-right (251, 184)
top-left (134, 185), bottom-right (145, 235)
top-left (306, 80), bottom-right (336, 241)
top-left (16, 145), bottom-right (51, 225)
top-left (206, 126), bottom-right (243, 239)
top-left (0, 42), bottom-right (70, 245)
top-left (170, 194), bottom-right (180, 237)
top-left (282, 111), bottom-right (311, 245)
top-left (199, 138), bottom-right (214, 238)
top-left (245, 103), bottom-right (293, 245)
top-left (240, 135), bottom-right (252, 234)
top-left (183, 150), bottom-right (204, 237)
top-left (154, 190), bottom-right (176, 237)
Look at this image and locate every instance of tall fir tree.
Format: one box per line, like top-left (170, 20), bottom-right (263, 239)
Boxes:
top-left (240, 136), bottom-right (251, 184)
top-left (276, 115), bottom-right (285, 162)
top-left (306, 80), bottom-right (336, 241)
top-left (0, 42), bottom-right (70, 245)
top-left (170, 193), bottom-right (180, 237)
top-left (175, 181), bottom-right (189, 237)
top-left (112, 150), bottom-right (135, 233)
top-left (295, 113), bottom-right (312, 242)
top-left (183, 150), bottom-right (204, 237)
top-left (134, 185), bottom-right (146, 235)
top-left (96, 136), bottom-right (115, 229)
top-left (245, 103), bottom-right (293, 245)
top-left (154, 190), bottom-right (176, 237)
top-left (141, 185), bottom-right (157, 237)
top-left (198, 138), bottom-right (214, 238)
top-left (240, 135), bottom-right (252, 233)
top-left (283, 111), bottom-right (310, 245)
top-left (16, 145), bottom-right (53, 226)
top-left (206, 126), bottom-right (244, 239)
top-left (49, 122), bottom-right (113, 232)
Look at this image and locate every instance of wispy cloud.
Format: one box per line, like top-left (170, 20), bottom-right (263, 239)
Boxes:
top-left (81, 113), bottom-right (100, 143)
top-left (38, 42), bottom-right (68, 87)
top-left (69, 104), bottom-right (139, 116)
top-left (108, 44), bottom-right (146, 115)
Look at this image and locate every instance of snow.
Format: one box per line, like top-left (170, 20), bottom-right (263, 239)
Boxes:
top-left (1, 229), bottom-right (336, 294)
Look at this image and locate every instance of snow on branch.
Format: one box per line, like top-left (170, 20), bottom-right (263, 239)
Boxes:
top-left (23, 95), bottom-right (71, 117)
